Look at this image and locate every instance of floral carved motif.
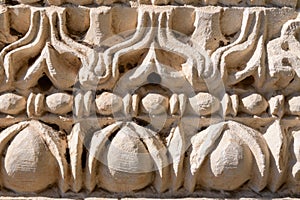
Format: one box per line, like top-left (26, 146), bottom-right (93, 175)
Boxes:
top-left (0, 1), bottom-right (299, 198)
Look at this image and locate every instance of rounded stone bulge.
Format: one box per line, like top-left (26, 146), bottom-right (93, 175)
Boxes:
top-left (98, 126), bottom-right (154, 192)
top-left (198, 130), bottom-right (253, 190)
top-left (2, 125), bottom-right (59, 193)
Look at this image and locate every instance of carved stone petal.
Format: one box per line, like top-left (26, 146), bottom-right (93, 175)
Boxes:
top-left (167, 125), bottom-right (185, 191)
top-left (98, 125), bottom-right (154, 192)
top-left (169, 94), bottom-right (179, 115)
top-left (186, 121), bottom-right (269, 192)
top-left (2, 123), bottom-right (59, 192)
top-left (198, 131), bottom-right (253, 190)
top-left (264, 120), bottom-right (288, 192)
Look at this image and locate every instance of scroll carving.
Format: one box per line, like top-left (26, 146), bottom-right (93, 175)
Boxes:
top-left (0, 1), bottom-right (299, 198)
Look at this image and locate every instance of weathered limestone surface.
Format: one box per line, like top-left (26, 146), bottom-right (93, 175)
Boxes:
top-left (0, 0), bottom-right (299, 198)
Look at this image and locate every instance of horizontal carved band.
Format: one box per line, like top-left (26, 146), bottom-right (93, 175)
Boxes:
top-left (0, 0), bottom-right (299, 7)
top-left (0, 2), bottom-right (299, 198)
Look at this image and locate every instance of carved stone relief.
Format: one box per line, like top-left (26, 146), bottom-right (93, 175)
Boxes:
top-left (0, 0), bottom-right (299, 198)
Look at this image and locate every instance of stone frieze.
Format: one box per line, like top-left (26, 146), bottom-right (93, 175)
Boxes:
top-left (0, 2), bottom-right (299, 198)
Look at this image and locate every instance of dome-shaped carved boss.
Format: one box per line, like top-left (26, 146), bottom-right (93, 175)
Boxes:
top-left (86, 122), bottom-right (169, 193)
top-left (0, 120), bottom-right (68, 193)
top-left (184, 120), bottom-right (270, 192)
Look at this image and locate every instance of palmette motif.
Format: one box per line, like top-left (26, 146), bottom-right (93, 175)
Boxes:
top-left (0, 1), bottom-right (299, 197)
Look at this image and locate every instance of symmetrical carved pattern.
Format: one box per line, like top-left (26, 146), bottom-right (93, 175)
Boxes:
top-left (2, 0), bottom-right (299, 7)
top-left (0, 0), bottom-right (299, 198)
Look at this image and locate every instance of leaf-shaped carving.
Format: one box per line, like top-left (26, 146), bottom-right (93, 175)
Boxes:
top-left (87, 122), bottom-right (169, 193)
top-left (0, 7), bottom-right (18, 50)
top-left (184, 120), bottom-right (269, 192)
top-left (68, 123), bottom-right (85, 192)
top-left (0, 10), bottom-right (40, 87)
top-left (0, 10), bottom-right (83, 92)
top-left (0, 11), bottom-right (48, 91)
top-left (82, 9), bottom-right (222, 93)
top-left (212, 9), bottom-right (267, 88)
top-left (86, 122), bottom-right (122, 191)
top-left (158, 11), bottom-right (222, 93)
top-left (0, 120), bottom-right (68, 193)
top-left (166, 125), bottom-right (186, 191)
top-left (263, 120), bottom-right (288, 192)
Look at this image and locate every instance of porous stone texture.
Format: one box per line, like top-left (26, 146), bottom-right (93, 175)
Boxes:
top-left (0, 0), bottom-right (299, 198)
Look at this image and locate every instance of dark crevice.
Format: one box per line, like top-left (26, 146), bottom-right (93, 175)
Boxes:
top-left (289, 77), bottom-right (295, 84)
top-left (281, 41), bottom-right (289, 51)
top-left (81, 147), bottom-right (87, 169)
top-left (240, 76), bottom-right (255, 85)
top-left (41, 121), bottom-right (60, 131)
top-left (38, 75), bottom-right (53, 91)
top-left (107, 128), bottom-right (120, 142)
top-left (132, 118), bottom-right (149, 127)
top-left (233, 76), bottom-right (255, 89)
top-left (119, 65), bottom-right (125, 73)
top-left (4, 0), bottom-right (18, 5)
top-left (118, 62), bottom-right (138, 75)
top-left (65, 147), bottom-right (70, 164)
top-left (135, 83), bottom-right (173, 98)
top-left (139, 138), bottom-right (149, 152)
top-left (282, 58), bottom-right (292, 67)
top-left (225, 32), bottom-right (238, 40)
top-left (95, 89), bottom-right (110, 96)
top-left (10, 28), bottom-right (22, 37)
top-left (197, 126), bottom-right (207, 133)
top-left (219, 40), bottom-right (225, 47)
top-left (53, 13), bottom-right (62, 41)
